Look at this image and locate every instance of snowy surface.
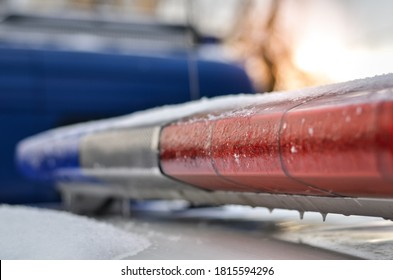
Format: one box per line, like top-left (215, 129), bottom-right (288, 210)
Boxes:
top-left (0, 205), bottom-right (150, 259)
top-left (1, 203), bottom-right (392, 259)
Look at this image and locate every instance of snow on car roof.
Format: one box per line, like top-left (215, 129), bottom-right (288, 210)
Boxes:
top-left (0, 205), bottom-right (150, 259)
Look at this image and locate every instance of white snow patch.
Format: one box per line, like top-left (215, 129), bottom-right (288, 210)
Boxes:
top-left (0, 205), bottom-right (150, 259)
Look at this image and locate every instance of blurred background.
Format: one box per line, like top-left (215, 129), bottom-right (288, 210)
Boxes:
top-left (2, 0), bottom-right (392, 91)
top-left (1, 0), bottom-right (393, 204)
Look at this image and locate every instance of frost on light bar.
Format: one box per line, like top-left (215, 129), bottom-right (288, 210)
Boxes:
top-left (16, 74), bottom-right (393, 219)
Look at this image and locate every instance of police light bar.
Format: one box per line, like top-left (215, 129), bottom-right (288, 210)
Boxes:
top-left (16, 74), bottom-right (393, 219)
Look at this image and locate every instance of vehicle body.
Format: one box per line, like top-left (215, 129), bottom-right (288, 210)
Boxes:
top-left (0, 12), bottom-right (254, 203)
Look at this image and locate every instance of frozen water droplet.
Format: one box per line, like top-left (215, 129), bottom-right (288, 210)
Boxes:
top-left (308, 127), bottom-right (314, 136)
top-left (291, 146), bottom-right (297, 153)
top-left (234, 153), bottom-right (240, 165)
top-left (321, 213), bottom-right (327, 222)
top-left (282, 123), bottom-right (287, 130)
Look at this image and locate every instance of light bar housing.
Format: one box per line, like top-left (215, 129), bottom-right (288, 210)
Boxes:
top-left (16, 74), bottom-right (393, 218)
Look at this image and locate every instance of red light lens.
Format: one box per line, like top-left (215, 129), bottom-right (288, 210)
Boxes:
top-left (160, 90), bottom-right (393, 199)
